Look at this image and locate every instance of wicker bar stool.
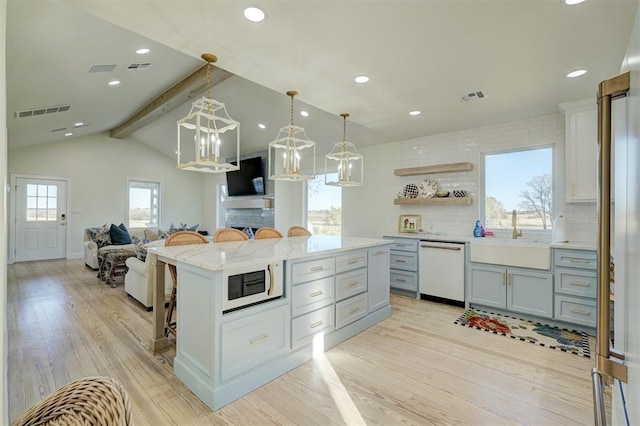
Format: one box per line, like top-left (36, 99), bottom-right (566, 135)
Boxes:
top-left (11, 376), bottom-right (133, 426)
top-left (164, 231), bottom-right (209, 338)
top-left (287, 226), bottom-right (311, 237)
top-left (213, 228), bottom-right (249, 242)
top-left (255, 227), bottom-right (283, 239)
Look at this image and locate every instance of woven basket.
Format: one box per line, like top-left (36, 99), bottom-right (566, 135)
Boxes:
top-left (12, 376), bottom-right (133, 426)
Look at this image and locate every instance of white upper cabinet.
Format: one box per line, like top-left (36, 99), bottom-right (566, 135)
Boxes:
top-left (559, 99), bottom-right (597, 203)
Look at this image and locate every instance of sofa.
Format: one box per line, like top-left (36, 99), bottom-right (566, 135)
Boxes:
top-left (83, 226), bottom-right (143, 270)
top-left (124, 239), bottom-right (172, 310)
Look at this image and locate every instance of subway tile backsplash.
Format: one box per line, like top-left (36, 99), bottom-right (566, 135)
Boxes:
top-left (397, 112), bottom-right (597, 244)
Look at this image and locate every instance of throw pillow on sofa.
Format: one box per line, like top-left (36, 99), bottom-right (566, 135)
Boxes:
top-left (87, 224), bottom-right (112, 248)
top-left (110, 223), bottom-right (132, 245)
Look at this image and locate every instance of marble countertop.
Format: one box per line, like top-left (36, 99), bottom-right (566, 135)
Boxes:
top-left (147, 235), bottom-right (391, 272)
top-left (384, 233), bottom-right (596, 250)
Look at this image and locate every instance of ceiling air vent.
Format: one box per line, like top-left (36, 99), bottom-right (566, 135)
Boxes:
top-left (461, 90), bottom-right (488, 102)
top-left (125, 62), bottom-right (151, 71)
top-left (15, 104), bottom-right (72, 119)
top-left (89, 64), bottom-right (117, 73)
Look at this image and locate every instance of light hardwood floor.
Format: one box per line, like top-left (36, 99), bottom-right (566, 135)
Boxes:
top-left (8, 259), bottom-right (604, 425)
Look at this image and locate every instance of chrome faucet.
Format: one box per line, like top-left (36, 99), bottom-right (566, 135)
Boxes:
top-left (512, 209), bottom-right (522, 239)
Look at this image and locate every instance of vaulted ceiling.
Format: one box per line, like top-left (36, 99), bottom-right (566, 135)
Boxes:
top-left (6, 0), bottom-right (638, 159)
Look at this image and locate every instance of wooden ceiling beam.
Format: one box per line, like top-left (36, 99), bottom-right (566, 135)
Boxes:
top-left (109, 64), bottom-right (234, 139)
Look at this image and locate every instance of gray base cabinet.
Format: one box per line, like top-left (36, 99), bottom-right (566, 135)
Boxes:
top-left (384, 236), bottom-right (418, 296)
top-left (469, 264), bottom-right (553, 318)
top-left (553, 249), bottom-right (597, 328)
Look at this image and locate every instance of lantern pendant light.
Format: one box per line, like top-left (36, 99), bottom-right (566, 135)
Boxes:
top-left (325, 113), bottom-right (364, 186)
top-left (268, 90), bottom-right (316, 181)
top-left (176, 53), bottom-right (240, 173)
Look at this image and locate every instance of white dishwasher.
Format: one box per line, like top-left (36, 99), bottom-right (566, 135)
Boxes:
top-left (419, 240), bottom-right (465, 304)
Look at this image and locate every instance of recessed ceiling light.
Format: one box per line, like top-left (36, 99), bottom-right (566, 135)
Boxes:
top-left (409, 110), bottom-right (421, 116)
top-left (244, 7), bottom-right (265, 22)
top-left (64, 132), bottom-right (73, 137)
top-left (564, 0), bottom-right (585, 5)
top-left (354, 75), bottom-right (370, 84)
top-left (74, 122), bottom-right (84, 127)
top-left (108, 80), bottom-right (121, 86)
top-left (258, 123), bottom-right (266, 129)
top-left (300, 110), bottom-right (309, 117)
top-left (567, 69), bottom-right (587, 78)
top-left (136, 48), bottom-right (150, 55)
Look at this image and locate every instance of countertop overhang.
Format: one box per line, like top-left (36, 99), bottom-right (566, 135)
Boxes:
top-left (147, 235), bottom-right (391, 272)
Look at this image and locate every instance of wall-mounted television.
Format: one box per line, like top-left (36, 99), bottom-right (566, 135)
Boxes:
top-left (226, 156), bottom-right (265, 197)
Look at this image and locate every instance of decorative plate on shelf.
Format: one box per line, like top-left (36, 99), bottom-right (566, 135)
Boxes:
top-left (402, 183), bottom-right (420, 199)
top-left (418, 179), bottom-right (438, 198)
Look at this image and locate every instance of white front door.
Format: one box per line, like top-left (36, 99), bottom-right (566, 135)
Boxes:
top-left (14, 177), bottom-right (67, 261)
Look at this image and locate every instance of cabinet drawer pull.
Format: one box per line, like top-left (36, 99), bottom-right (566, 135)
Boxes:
top-left (310, 266), bottom-right (325, 272)
top-left (420, 244), bottom-right (461, 251)
top-left (395, 278), bottom-right (407, 283)
top-left (347, 259), bottom-right (359, 265)
top-left (310, 291), bottom-right (324, 298)
top-left (570, 308), bottom-right (591, 316)
top-left (374, 250), bottom-right (387, 255)
top-left (249, 335), bottom-right (269, 345)
top-left (396, 244), bottom-right (407, 247)
top-left (348, 281), bottom-right (359, 287)
top-left (570, 281), bottom-right (590, 287)
top-left (568, 258), bottom-right (590, 264)
top-left (349, 307), bottom-right (360, 315)
top-left (310, 321), bottom-right (324, 329)
top-left (395, 259), bottom-right (406, 263)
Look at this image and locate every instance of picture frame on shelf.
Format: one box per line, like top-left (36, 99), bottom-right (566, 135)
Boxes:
top-left (398, 214), bottom-right (421, 234)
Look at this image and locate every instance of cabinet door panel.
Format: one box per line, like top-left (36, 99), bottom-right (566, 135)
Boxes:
top-left (468, 265), bottom-right (506, 309)
top-left (368, 247), bottom-right (390, 312)
top-left (508, 269), bottom-right (553, 318)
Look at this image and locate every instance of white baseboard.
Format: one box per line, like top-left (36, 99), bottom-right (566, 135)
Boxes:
top-left (68, 251), bottom-right (83, 259)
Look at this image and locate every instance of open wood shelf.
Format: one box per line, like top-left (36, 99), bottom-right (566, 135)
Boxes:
top-left (394, 161), bottom-right (473, 176)
top-left (394, 197), bottom-right (473, 205)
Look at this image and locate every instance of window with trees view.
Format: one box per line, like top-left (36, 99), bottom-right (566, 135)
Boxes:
top-left (127, 179), bottom-right (160, 229)
top-left (482, 146), bottom-right (553, 231)
top-left (307, 173), bottom-right (342, 235)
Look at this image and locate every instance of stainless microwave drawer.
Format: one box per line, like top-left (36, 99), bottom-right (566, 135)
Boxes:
top-left (290, 257), bottom-right (335, 285)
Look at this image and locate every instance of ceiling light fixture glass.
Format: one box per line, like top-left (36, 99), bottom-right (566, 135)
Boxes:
top-left (268, 90), bottom-right (316, 181)
top-left (136, 48), bottom-right (150, 55)
top-left (108, 80), bottom-right (120, 86)
top-left (567, 69), bottom-right (587, 78)
top-left (258, 123), bottom-right (266, 129)
top-left (300, 110), bottom-right (309, 117)
top-left (244, 7), bottom-right (265, 22)
top-left (354, 75), bottom-right (369, 84)
top-left (325, 113), bottom-right (364, 187)
top-left (176, 53), bottom-right (240, 173)
top-left (409, 110), bottom-right (422, 116)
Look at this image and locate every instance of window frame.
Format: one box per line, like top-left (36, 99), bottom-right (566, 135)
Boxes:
top-left (480, 144), bottom-right (555, 235)
top-left (126, 178), bottom-right (162, 230)
top-left (306, 172), bottom-right (342, 236)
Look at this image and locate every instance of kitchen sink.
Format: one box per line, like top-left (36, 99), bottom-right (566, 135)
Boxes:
top-left (469, 238), bottom-right (551, 270)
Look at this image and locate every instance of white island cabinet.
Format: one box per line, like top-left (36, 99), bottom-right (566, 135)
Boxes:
top-left (147, 235), bottom-right (392, 411)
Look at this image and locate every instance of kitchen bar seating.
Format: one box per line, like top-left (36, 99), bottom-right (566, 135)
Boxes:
top-left (255, 227), bottom-right (283, 239)
top-left (163, 231), bottom-right (209, 337)
top-left (213, 228), bottom-right (249, 243)
top-left (287, 226), bottom-right (311, 237)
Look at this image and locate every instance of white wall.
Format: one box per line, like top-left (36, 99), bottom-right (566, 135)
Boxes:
top-left (1, 1), bottom-right (8, 422)
top-left (8, 133), bottom-right (209, 257)
top-left (274, 180), bottom-right (305, 232)
top-left (344, 111), bottom-right (597, 244)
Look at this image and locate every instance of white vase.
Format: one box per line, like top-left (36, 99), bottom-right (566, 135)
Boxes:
top-left (552, 215), bottom-right (568, 243)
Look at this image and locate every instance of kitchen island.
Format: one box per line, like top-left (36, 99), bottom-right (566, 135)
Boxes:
top-left (147, 235), bottom-right (391, 410)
